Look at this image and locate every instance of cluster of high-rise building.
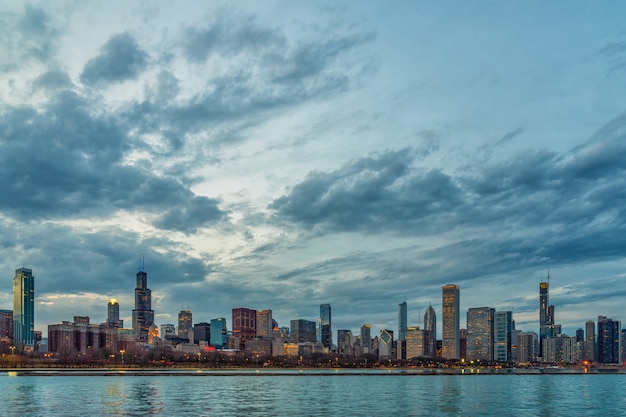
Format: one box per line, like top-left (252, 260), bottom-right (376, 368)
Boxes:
top-left (1, 266), bottom-right (623, 365)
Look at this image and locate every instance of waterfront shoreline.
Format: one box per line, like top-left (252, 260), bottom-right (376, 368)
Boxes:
top-left (2, 366), bottom-right (624, 376)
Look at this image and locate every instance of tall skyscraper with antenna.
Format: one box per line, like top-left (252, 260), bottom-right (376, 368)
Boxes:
top-left (132, 258), bottom-right (154, 343)
top-left (539, 272), bottom-right (551, 359)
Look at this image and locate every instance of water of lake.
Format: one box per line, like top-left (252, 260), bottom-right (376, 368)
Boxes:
top-left (0, 371), bottom-right (620, 416)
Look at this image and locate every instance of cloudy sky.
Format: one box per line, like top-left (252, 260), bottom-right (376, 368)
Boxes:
top-left (1, 1), bottom-right (626, 341)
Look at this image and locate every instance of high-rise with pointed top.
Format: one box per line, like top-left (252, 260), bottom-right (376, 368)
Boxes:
top-left (424, 304), bottom-right (437, 357)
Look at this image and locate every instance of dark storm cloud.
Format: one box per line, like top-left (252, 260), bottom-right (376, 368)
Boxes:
top-left (80, 33), bottom-right (149, 86)
top-left (271, 113), bottom-right (626, 271)
top-left (0, 220), bottom-right (212, 296)
top-left (270, 148), bottom-right (462, 233)
top-left (153, 196), bottom-right (225, 233)
top-left (0, 88), bottom-right (225, 232)
top-left (126, 15), bottom-right (373, 141)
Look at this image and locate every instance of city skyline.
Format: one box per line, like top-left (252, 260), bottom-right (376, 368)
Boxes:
top-left (5, 265), bottom-right (621, 348)
top-left (1, 2), bottom-right (626, 338)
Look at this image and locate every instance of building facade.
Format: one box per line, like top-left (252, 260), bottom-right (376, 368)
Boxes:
top-left (583, 320), bottom-right (596, 362)
top-left (48, 317), bottom-right (101, 355)
top-left (210, 318), bottom-right (227, 349)
top-left (337, 329), bottom-right (354, 355)
top-left (378, 329), bottom-right (393, 358)
top-left (442, 284), bottom-right (460, 360)
top-left (544, 335), bottom-right (578, 363)
top-left (290, 319), bottom-right (317, 343)
top-left (256, 309), bottom-right (273, 339)
top-left (405, 326), bottom-right (425, 359)
top-left (494, 311), bottom-right (513, 362)
top-left (13, 268), bottom-right (35, 347)
top-left (597, 316), bottom-right (621, 364)
top-left (517, 332), bottom-right (538, 363)
top-left (0, 309), bottom-right (13, 342)
top-left (466, 307), bottom-right (494, 362)
top-left (161, 324), bottom-right (176, 338)
top-left (232, 308), bottom-right (256, 350)
top-left (193, 322), bottom-right (210, 345)
top-left (178, 309), bottom-right (193, 338)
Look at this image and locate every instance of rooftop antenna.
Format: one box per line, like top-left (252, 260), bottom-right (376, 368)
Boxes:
top-left (547, 269), bottom-right (551, 286)
top-left (419, 307), bottom-right (421, 327)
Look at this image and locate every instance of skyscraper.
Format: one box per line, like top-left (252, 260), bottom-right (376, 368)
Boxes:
top-left (494, 311), bottom-right (513, 362)
top-left (575, 328), bottom-right (584, 342)
top-left (361, 324), bottom-right (371, 354)
top-left (132, 262), bottom-right (154, 343)
top-left (378, 329), bottom-right (393, 358)
top-left (517, 332), bottom-right (538, 363)
top-left (597, 316), bottom-right (621, 364)
top-left (232, 307), bottom-right (256, 350)
top-left (290, 319), bottom-right (317, 343)
top-left (337, 329), bottom-right (354, 355)
top-left (442, 284), bottom-right (460, 359)
top-left (161, 324), bottom-right (176, 338)
top-left (107, 299), bottom-right (122, 328)
top-left (424, 304), bottom-right (437, 357)
top-left (210, 318), bottom-right (227, 349)
top-left (193, 322), bottom-right (210, 345)
top-left (0, 309), bottom-right (13, 342)
top-left (178, 309), bottom-right (193, 338)
top-left (256, 309), bottom-right (273, 339)
top-left (584, 319), bottom-right (596, 362)
top-left (398, 301), bottom-right (407, 342)
top-left (466, 307), bottom-right (494, 361)
top-left (320, 304), bottom-right (332, 350)
top-left (405, 326), bottom-right (425, 359)
top-left (13, 268), bottom-right (34, 347)
top-left (539, 276), bottom-right (552, 359)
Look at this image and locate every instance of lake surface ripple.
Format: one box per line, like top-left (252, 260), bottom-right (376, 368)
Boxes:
top-left (0, 372), bottom-right (620, 416)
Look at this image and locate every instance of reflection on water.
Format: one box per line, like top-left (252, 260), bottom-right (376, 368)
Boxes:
top-left (0, 373), bottom-right (623, 416)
